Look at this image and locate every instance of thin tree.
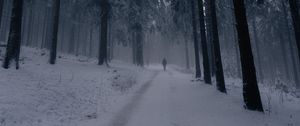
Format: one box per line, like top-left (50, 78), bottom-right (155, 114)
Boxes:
top-left (278, 28), bottom-right (290, 80)
top-left (229, 3), bottom-right (242, 78)
top-left (49, 0), bottom-right (61, 64)
top-left (251, 19), bottom-right (264, 82)
top-left (282, 0), bottom-right (300, 87)
top-left (184, 36), bottom-right (190, 70)
top-left (233, 0), bottom-right (264, 112)
top-left (288, 0), bottom-right (300, 62)
top-left (25, 0), bottom-right (34, 46)
top-left (210, 0), bottom-right (226, 92)
top-left (2, 0), bottom-right (23, 69)
top-left (204, 0), bottom-right (215, 77)
top-left (0, 0), bottom-right (4, 28)
top-left (198, 0), bottom-right (211, 84)
top-left (288, 0), bottom-right (300, 89)
top-left (191, 0), bottom-right (201, 78)
top-left (98, 0), bottom-right (109, 65)
top-left (135, 23), bottom-right (144, 67)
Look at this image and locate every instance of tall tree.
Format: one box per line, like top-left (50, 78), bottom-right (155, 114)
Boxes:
top-left (288, 0), bottom-right (300, 72)
top-left (278, 27), bottom-right (290, 80)
top-left (233, 0), bottom-right (264, 112)
top-left (230, 3), bottom-right (242, 78)
top-left (98, 0), bottom-right (109, 65)
top-left (0, 0), bottom-right (4, 28)
top-left (127, 0), bottom-right (145, 67)
top-left (49, 0), bottom-right (61, 64)
top-left (198, 0), bottom-right (211, 84)
top-left (191, 0), bottom-right (201, 78)
top-left (282, 0), bottom-right (300, 87)
top-left (251, 19), bottom-right (264, 82)
top-left (205, 0), bottom-right (216, 77)
top-left (210, 0), bottom-right (226, 92)
top-left (184, 36), bottom-right (190, 69)
top-left (2, 0), bottom-right (23, 69)
top-left (135, 23), bottom-right (144, 67)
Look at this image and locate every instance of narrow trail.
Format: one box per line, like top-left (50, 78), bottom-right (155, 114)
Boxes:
top-left (107, 69), bottom-right (285, 126)
top-left (107, 71), bottom-right (159, 126)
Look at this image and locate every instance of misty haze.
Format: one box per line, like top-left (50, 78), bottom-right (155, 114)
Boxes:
top-left (0, 0), bottom-right (300, 126)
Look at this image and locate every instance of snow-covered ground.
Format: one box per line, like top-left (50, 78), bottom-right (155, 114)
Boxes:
top-left (0, 47), bottom-right (299, 126)
top-left (0, 47), bottom-right (155, 126)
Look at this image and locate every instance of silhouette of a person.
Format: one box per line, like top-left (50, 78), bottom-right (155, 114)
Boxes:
top-left (162, 58), bottom-right (167, 71)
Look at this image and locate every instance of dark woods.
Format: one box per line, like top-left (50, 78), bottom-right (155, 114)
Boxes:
top-left (1, 0), bottom-right (300, 112)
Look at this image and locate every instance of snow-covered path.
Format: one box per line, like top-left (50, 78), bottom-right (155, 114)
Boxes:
top-left (1, 48), bottom-right (299, 126)
top-left (108, 69), bottom-right (289, 126)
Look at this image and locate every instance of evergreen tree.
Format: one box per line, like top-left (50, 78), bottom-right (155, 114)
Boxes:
top-left (233, 0), bottom-right (264, 112)
top-left (2, 0), bottom-right (24, 69)
top-left (288, 0), bottom-right (300, 89)
top-left (198, 0), bottom-right (211, 84)
top-left (210, 0), bottom-right (226, 92)
top-left (0, 0), bottom-right (4, 28)
top-left (191, 0), bottom-right (201, 78)
top-left (98, 0), bottom-right (109, 65)
top-left (49, 0), bottom-right (61, 64)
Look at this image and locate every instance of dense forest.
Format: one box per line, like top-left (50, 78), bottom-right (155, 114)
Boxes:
top-left (1, 0), bottom-right (300, 124)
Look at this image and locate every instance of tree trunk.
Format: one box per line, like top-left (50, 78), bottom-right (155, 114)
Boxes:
top-left (231, 8), bottom-right (241, 78)
top-left (184, 37), bottom-right (190, 69)
top-left (252, 19), bottom-right (264, 82)
top-left (233, 0), bottom-right (264, 112)
top-left (3, 0), bottom-right (23, 69)
top-left (75, 21), bottom-right (80, 56)
top-left (0, 0), bottom-right (4, 28)
top-left (27, 0), bottom-right (34, 46)
top-left (191, 0), bottom-right (201, 78)
top-left (31, 3), bottom-right (38, 47)
top-left (282, 0), bottom-right (300, 87)
top-left (59, 14), bottom-right (65, 52)
top-left (41, 7), bottom-right (49, 49)
top-left (98, 0), bottom-right (109, 65)
top-left (49, 0), bottom-right (60, 64)
top-left (204, 0), bottom-right (215, 77)
top-left (198, 0), bottom-right (211, 84)
top-left (210, 0), bottom-right (226, 93)
top-left (288, 0), bottom-right (300, 89)
top-left (136, 24), bottom-right (144, 67)
top-left (107, 21), bottom-right (111, 62)
top-left (69, 24), bottom-right (75, 54)
top-left (36, 9), bottom-right (42, 48)
top-left (289, 0), bottom-right (300, 64)
top-left (132, 32), bottom-right (137, 64)
top-left (109, 29), bottom-right (114, 61)
top-left (278, 29), bottom-right (290, 80)
top-left (89, 26), bottom-right (93, 57)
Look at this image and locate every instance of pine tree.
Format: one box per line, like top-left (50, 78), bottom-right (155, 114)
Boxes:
top-left (191, 0), bottom-right (201, 78)
top-left (251, 19), bottom-right (264, 82)
top-left (0, 0), bottom-right (4, 27)
top-left (98, 0), bottom-right (109, 65)
top-left (204, 0), bottom-right (216, 77)
top-left (198, 0), bottom-right (211, 84)
top-left (288, 0), bottom-right (300, 89)
top-left (233, 0), bottom-right (264, 112)
top-left (2, 0), bottom-right (23, 69)
top-left (135, 23), bottom-right (144, 67)
top-left (184, 36), bottom-right (190, 70)
top-left (49, 0), bottom-right (61, 64)
top-left (282, 0), bottom-right (300, 87)
top-left (210, 0), bottom-right (226, 92)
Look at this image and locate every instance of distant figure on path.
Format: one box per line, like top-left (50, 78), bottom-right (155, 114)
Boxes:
top-left (162, 58), bottom-right (167, 71)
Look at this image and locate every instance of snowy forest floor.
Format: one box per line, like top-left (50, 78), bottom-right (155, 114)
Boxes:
top-left (0, 47), bottom-right (300, 126)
